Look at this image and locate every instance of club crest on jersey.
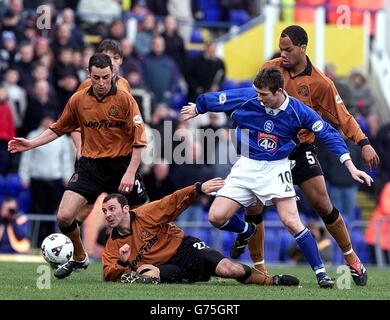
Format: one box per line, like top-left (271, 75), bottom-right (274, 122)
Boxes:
top-left (312, 120), bottom-right (324, 132)
top-left (108, 106), bottom-right (119, 116)
top-left (140, 229), bottom-right (152, 240)
top-left (264, 120), bottom-right (274, 133)
top-left (218, 93), bottom-right (227, 105)
top-left (297, 85), bottom-right (309, 97)
top-left (258, 132), bottom-right (278, 152)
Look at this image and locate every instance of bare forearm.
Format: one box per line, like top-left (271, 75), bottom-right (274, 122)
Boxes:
top-left (31, 129), bottom-right (59, 149)
top-left (126, 147), bottom-right (143, 175)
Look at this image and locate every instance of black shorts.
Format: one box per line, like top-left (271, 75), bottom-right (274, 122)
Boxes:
top-left (66, 156), bottom-right (148, 205)
top-left (289, 143), bottom-right (324, 185)
top-left (158, 236), bottom-right (225, 283)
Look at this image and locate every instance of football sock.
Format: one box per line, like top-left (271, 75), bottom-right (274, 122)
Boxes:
top-left (218, 214), bottom-right (249, 234)
top-left (295, 228), bottom-right (325, 274)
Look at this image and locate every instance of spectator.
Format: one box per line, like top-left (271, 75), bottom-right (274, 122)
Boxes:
top-left (134, 13), bottom-right (157, 58)
top-left (317, 129), bottom-right (366, 222)
top-left (161, 15), bottom-right (187, 75)
top-left (365, 182), bottom-right (390, 266)
top-left (0, 197), bottom-right (30, 254)
top-left (143, 160), bottom-right (176, 201)
top-left (2, 67), bottom-right (27, 135)
top-left (18, 112), bottom-right (73, 246)
top-left (0, 85), bottom-right (16, 175)
top-left (347, 69), bottom-right (375, 117)
top-left (187, 41), bottom-right (226, 102)
top-left (142, 36), bottom-right (180, 106)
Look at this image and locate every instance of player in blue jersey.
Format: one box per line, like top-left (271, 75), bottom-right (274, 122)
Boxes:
top-left (181, 67), bottom-right (372, 288)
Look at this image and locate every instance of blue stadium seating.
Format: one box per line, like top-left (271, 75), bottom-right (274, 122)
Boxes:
top-left (3, 174), bottom-right (23, 196)
top-left (229, 10), bottom-right (251, 26)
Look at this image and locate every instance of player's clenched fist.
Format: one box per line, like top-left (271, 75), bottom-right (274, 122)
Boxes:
top-left (119, 244), bottom-right (131, 262)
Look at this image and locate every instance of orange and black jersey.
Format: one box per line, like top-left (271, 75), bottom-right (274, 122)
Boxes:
top-left (262, 57), bottom-right (366, 145)
top-left (77, 75), bottom-right (131, 93)
top-left (50, 83), bottom-right (146, 158)
top-left (102, 185), bottom-right (199, 282)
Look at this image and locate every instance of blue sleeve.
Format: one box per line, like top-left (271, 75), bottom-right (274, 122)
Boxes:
top-left (195, 87), bottom-right (256, 115)
top-left (297, 101), bottom-right (349, 159)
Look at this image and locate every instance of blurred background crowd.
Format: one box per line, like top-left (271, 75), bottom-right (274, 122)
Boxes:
top-left (0, 0), bottom-right (389, 268)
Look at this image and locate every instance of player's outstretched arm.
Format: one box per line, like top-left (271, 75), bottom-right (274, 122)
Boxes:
top-left (181, 102), bottom-right (198, 121)
top-left (8, 129), bottom-right (59, 153)
top-left (344, 159), bottom-right (373, 186)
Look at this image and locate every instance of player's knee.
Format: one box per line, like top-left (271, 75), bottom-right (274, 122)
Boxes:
top-left (208, 208), bottom-right (226, 227)
top-left (56, 212), bottom-right (74, 227)
top-left (215, 259), bottom-right (241, 278)
top-left (311, 195), bottom-right (333, 217)
top-left (280, 214), bottom-right (303, 234)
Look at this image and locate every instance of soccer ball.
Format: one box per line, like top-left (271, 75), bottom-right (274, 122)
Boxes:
top-left (41, 233), bottom-right (73, 268)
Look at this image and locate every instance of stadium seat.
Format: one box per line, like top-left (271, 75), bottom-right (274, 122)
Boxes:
top-left (229, 10), bottom-right (250, 26)
top-left (279, 229), bottom-right (295, 262)
top-left (264, 228), bottom-right (281, 263)
top-left (4, 174), bottom-right (23, 196)
top-left (350, 229), bottom-right (370, 263)
top-left (17, 190), bottom-right (31, 214)
top-left (204, 8), bottom-right (222, 22)
top-left (190, 29), bottom-right (204, 43)
top-left (0, 175), bottom-right (6, 195)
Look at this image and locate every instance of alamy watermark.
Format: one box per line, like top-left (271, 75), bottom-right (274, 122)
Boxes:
top-left (36, 265), bottom-right (51, 289)
top-left (36, 5), bottom-right (51, 30)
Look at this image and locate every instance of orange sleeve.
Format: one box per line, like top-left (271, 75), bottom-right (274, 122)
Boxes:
top-left (317, 81), bottom-right (366, 144)
top-left (135, 185), bottom-right (198, 225)
top-left (50, 94), bottom-right (80, 135)
top-left (102, 239), bottom-right (131, 282)
top-left (128, 94), bottom-right (147, 147)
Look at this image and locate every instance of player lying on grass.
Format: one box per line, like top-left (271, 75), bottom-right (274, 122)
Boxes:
top-left (180, 67), bottom-right (373, 288)
top-left (101, 178), bottom-right (299, 286)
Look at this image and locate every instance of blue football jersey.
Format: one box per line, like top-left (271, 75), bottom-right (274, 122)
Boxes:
top-left (195, 87), bottom-right (350, 162)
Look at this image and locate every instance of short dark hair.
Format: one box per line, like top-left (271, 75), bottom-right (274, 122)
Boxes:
top-left (253, 67), bottom-right (284, 94)
top-left (281, 25), bottom-right (308, 46)
top-left (97, 39), bottom-right (123, 57)
top-left (103, 193), bottom-right (128, 208)
top-left (88, 53), bottom-right (113, 72)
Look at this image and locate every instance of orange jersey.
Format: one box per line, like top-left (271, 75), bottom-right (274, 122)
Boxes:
top-left (50, 84), bottom-right (146, 158)
top-left (77, 75), bottom-right (131, 93)
top-left (261, 58), bottom-right (366, 145)
top-left (102, 185), bottom-right (199, 282)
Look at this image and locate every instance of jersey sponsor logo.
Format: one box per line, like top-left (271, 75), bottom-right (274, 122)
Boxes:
top-left (297, 85), bottom-right (309, 97)
top-left (258, 132), bottom-right (278, 152)
top-left (311, 120), bottom-right (324, 132)
top-left (108, 106), bottom-right (119, 116)
top-left (264, 120), bottom-right (274, 133)
top-left (130, 234), bottom-right (158, 269)
top-left (84, 120), bottom-right (126, 129)
top-left (140, 229), bottom-right (152, 240)
top-left (335, 94), bottom-right (343, 104)
top-left (133, 115), bottom-right (143, 124)
top-left (218, 93), bottom-right (227, 105)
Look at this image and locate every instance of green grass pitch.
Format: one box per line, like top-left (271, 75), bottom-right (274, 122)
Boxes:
top-left (1, 261), bottom-right (389, 300)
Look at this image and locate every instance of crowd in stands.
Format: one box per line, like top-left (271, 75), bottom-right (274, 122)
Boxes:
top-left (0, 0), bottom-right (389, 266)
